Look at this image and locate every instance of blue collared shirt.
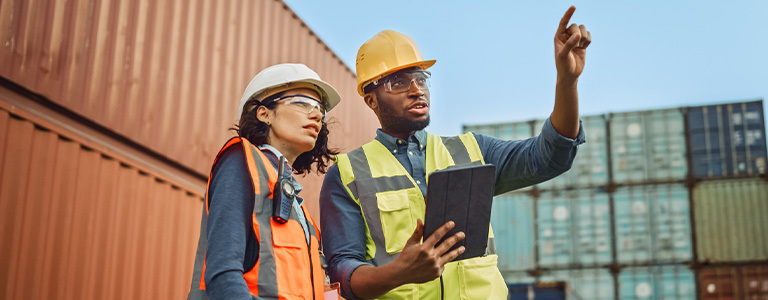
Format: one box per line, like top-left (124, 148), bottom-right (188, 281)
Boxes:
top-left (319, 118), bottom-right (585, 300)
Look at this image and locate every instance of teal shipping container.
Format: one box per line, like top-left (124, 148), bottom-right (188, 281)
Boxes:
top-left (464, 121), bottom-right (534, 142)
top-left (614, 184), bottom-right (693, 264)
top-left (694, 178), bottom-right (768, 263)
top-left (539, 268), bottom-right (614, 300)
top-left (687, 101), bottom-right (767, 179)
top-left (618, 265), bottom-right (696, 300)
top-left (537, 189), bottom-right (612, 268)
top-left (491, 192), bottom-right (536, 272)
top-left (534, 115), bottom-right (609, 190)
top-left (503, 271), bottom-right (537, 284)
top-left (609, 108), bottom-right (687, 184)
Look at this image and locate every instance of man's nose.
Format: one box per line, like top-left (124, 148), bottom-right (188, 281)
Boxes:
top-left (407, 80), bottom-right (425, 96)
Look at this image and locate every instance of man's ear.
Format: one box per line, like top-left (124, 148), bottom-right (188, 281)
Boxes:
top-left (363, 93), bottom-right (377, 111)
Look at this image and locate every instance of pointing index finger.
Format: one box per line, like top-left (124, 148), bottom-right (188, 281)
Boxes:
top-left (558, 6), bottom-right (576, 34)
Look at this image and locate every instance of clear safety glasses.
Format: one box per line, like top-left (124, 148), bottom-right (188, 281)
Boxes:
top-left (373, 70), bottom-right (431, 94)
top-left (273, 94), bottom-right (327, 122)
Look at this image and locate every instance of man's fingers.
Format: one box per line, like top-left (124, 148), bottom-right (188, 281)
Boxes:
top-left (562, 30), bottom-right (581, 54)
top-left (435, 231), bottom-right (465, 255)
top-left (579, 25), bottom-right (589, 48)
top-left (423, 221), bottom-right (455, 247)
top-left (557, 6), bottom-right (576, 34)
top-left (406, 219), bottom-right (425, 246)
top-left (583, 30), bottom-right (592, 48)
top-left (440, 246), bottom-right (466, 264)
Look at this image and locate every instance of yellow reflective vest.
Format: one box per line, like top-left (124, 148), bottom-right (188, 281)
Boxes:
top-left (335, 132), bottom-right (507, 300)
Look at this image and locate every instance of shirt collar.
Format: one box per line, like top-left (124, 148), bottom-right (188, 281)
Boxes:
top-left (374, 128), bottom-right (427, 151)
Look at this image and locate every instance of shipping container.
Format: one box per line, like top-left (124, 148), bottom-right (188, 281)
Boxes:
top-left (492, 192), bottom-right (536, 272)
top-left (534, 115), bottom-right (609, 190)
top-left (613, 184), bottom-right (693, 264)
top-left (609, 108), bottom-right (687, 184)
top-left (618, 265), bottom-right (696, 300)
top-left (538, 268), bottom-right (615, 300)
top-left (0, 0), bottom-right (380, 215)
top-left (698, 264), bottom-right (768, 300)
top-left (0, 104), bottom-right (203, 299)
top-left (504, 271), bottom-right (538, 284)
top-left (687, 101), bottom-right (767, 179)
top-left (507, 282), bottom-right (567, 300)
top-left (464, 120), bottom-right (534, 142)
top-left (537, 189), bottom-right (612, 268)
top-left (693, 178), bottom-right (768, 263)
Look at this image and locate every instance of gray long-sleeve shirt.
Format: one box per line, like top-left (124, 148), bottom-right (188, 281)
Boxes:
top-left (319, 118), bottom-right (585, 300)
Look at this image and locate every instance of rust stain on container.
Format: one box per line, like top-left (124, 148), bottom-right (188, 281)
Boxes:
top-left (0, 104), bottom-right (204, 299)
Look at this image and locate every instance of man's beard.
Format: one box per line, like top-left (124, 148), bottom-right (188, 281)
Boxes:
top-left (377, 99), bottom-right (430, 133)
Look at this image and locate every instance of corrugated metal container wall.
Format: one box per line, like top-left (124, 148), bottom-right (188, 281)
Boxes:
top-left (538, 268), bottom-right (615, 300)
top-left (613, 184), bottom-right (693, 264)
top-left (507, 282), bottom-right (567, 300)
top-left (464, 121), bottom-right (533, 141)
top-left (490, 192), bottom-right (535, 272)
top-left (698, 264), bottom-right (768, 300)
top-left (537, 189), bottom-right (612, 268)
top-left (533, 115), bottom-right (609, 190)
top-left (0, 105), bottom-right (203, 299)
top-left (0, 0), bottom-right (380, 219)
top-left (618, 265), bottom-right (696, 300)
top-left (609, 108), bottom-right (687, 184)
top-left (687, 101), bottom-right (767, 179)
top-left (463, 123), bottom-right (498, 137)
top-left (464, 121), bottom-right (535, 192)
top-left (503, 271), bottom-right (537, 284)
top-left (693, 178), bottom-right (768, 263)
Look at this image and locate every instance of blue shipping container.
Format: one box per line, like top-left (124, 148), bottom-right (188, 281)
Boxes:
top-left (614, 184), bottom-right (693, 264)
top-left (534, 115), bottom-right (609, 190)
top-left (491, 192), bottom-right (536, 272)
top-left (539, 268), bottom-right (614, 300)
top-left (609, 108), bottom-right (687, 184)
top-left (508, 282), bottom-right (567, 300)
top-left (687, 100), bottom-right (767, 178)
top-left (537, 189), bottom-right (612, 268)
top-left (618, 265), bottom-right (696, 300)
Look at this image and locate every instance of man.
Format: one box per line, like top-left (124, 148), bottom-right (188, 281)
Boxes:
top-left (320, 6), bottom-right (591, 300)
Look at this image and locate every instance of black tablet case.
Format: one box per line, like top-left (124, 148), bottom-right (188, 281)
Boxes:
top-left (423, 164), bottom-right (496, 261)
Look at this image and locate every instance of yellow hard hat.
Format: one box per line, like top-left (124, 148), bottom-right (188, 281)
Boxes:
top-left (355, 30), bottom-right (436, 96)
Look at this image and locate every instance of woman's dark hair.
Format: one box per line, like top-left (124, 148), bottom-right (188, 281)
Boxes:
top-left (231, 92), bottom-right (339, 175)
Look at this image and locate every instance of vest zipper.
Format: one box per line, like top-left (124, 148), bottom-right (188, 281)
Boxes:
top-left (440, 274), bottom-right (444, 300)
top-left (305, 217), bottom-right (316, 300)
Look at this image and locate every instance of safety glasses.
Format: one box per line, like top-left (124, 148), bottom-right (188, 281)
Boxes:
top-left (372, 70), bottom-right (431, 94)
top-left (271, 94), bottom-right (327, 122)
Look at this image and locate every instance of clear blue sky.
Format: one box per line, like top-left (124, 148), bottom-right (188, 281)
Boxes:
top-left (284, 0), bottom-right (768, 137)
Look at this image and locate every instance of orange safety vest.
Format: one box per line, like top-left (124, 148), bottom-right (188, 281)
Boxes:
top-left (188, 137), bottom-right (325, 300)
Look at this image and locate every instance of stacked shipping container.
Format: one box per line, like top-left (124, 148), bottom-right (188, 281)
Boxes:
top-left (0, 0), bottom-right (380, 298)
top-left (463, 100), bottom-right (767, 299)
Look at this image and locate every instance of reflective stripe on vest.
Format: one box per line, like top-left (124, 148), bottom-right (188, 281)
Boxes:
top-left (188, 137), bottom-right (324, 300)
top-left (335, 132), bottom-right (507, 299)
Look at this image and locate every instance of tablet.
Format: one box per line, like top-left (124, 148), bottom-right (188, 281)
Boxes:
top-left (423, 164), bottom-right (496, 261)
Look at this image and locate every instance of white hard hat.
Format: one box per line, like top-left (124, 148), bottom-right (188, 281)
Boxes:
top-left (237, 63), bottom-right (341, 119)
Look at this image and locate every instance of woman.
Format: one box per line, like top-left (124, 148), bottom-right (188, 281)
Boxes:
top-left (188, 63), bottom-right (341, 300)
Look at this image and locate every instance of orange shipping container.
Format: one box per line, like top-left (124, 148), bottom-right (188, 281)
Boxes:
top-left (0, 0), bottom-right (379, 191)
top-left (1, 0), bottom-right (380, 298)
top-left (0, 97), bottom-right (203, 299)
